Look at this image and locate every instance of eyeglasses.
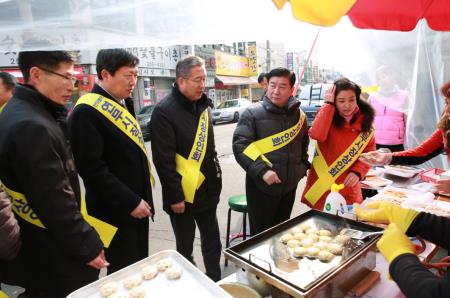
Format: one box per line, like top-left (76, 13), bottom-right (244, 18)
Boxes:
top-left (184, 77), bottom-right (206, 85)
top-left (38, 66), bottom-right (78, 84)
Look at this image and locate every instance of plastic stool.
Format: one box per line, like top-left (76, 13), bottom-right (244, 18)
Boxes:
top-left (225, 194), bottom-right (248, 266)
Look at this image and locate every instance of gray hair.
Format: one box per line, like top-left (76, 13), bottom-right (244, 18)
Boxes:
top-left (175, 56), bottom-right (204, 80)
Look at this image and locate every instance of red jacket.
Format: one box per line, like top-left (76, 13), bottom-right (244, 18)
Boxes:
top-left (301, 104), bottom-right (375, 210)
top-left (392, 128), bottom-right (450, 164)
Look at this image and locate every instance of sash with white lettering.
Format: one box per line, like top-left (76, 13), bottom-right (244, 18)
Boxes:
top-left (175, 109), bottom-right (209, 204)
top-left (243, 110), bottom-right (306, 166)
top-left (1, 183), bottom-right (117, 247)
top-left (304, 128), bottom-right (375, 206)
top-left (75, 93), bottom-right (155, 186)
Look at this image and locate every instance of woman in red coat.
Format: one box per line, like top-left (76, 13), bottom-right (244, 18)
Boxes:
top-left (301, 78), bottom-right (375, 210)
top-left (361, 81), bottom-right (450, 194)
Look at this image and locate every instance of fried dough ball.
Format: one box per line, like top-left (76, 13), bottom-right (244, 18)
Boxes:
top-left (100, 281), bottom-right (117, 297)
top-left (300, 238), bottom-right (314, 248)
top-left (318, 251), bottom-right (335, 262)
top-left (141, 265), bottom-right (158, 280)
top-left (156, 258), bottom-right (172, 272)
top-left (280, 233), bottom-right (294, 243)
top-left (287, 239), bottom-right (300, 248)
top-left (314, 241), bottom-right (328, 251)
top-left (293, 246), bottom-right (308, 257)
top-left (299, 222), bottom-right (311, 232)
top-left (335, 234), bottom-right (351, 244)
top-left (319, 235), bottom-right (333, 243)
top-left (327, 243), bottom-right (344, 255)
top-left (318, 229), bottom-right (332, 237)
top-left (293, 232), bottom-right (306, 240)
top-left (123, 275), bottom-right (142, 290)
top-left (306, 247), bottom-right (320, 257)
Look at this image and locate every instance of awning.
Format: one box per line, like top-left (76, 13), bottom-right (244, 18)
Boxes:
top-left (216, 75), bottom-right (258, 86)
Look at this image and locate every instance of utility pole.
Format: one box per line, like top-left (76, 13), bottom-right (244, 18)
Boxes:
top-left (266, 40), bottom-right (271, 72)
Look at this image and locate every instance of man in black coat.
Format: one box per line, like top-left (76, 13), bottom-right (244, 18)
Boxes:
top-left (68, 49), bottom-right (154, 274)
top-left (150, 56), bottom-right (222, 281)
top-left (233, 68), bottom-right (310, 235)
top-left (0, 51), bottom-right (107, 297)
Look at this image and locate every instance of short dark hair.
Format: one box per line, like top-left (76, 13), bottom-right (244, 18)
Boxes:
top-left (175, 56), bottom-right (204, 80)
top-left (257, 73), bottom-right (267, 83)
top-left (332, 78), bottom-right (374, 132)
top-left (96, 49), bottom-right (139, 80)
top-left (18, 51), bottom-right (74, 82)
top-left (267, 68), bottom-right (296, 87)
top-left (0, 72), bottom-right (16, 90)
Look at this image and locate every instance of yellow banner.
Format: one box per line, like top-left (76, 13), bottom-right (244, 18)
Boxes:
top-left (243, 111), bottom-right (306, 166)
top-left (215, 51), bottom-right (250, 77)
top-left (304, 129), bottom-right (374, 206)
top-left (76, 93), bottom-right (155, 186)
top-left (248, 43), bottom-right (258, 77)
top-left (175, 109), bottom-right (209, 204)
top-left (2, 184), bottom-right (117, 247)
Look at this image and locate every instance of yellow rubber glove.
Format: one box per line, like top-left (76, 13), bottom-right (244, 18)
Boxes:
top-left (377, 223), bottom-right (415, 264)
top-left (354, 201), bottom-right (419, 233)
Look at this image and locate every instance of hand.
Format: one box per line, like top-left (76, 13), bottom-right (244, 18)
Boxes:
top-left (324, 84), bottom-right (336, 103)
top-left (377, 223), bottom-right (415, 264)
top-left (435, 179), bottom-right (450, 194)
top-left (170, 201), bottom-right (185, 214)
top-left (87, 250), bottom-right (109, 269)
top-left (359, 150), bottom-right (392, 166)
top-left (354, 201), bottom-right (418, 233)
top-left (262, 170), bottom-right (282, 185)
top-left (343, 172), bottom-right (359, 187)
top-left (130, 199), bottom-right (152, 219)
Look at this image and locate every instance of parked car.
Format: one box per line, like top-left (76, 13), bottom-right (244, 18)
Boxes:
top-left (136, 105), bottom-right (155, 141)
top-left (296, 83), bottom-right (332, 126)
top-left (212, 98), bottom-right (251, 124)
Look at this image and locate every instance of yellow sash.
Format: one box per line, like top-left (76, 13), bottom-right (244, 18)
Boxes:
top-left (2, 183), bottom-right (117, 247)
top-left (243, 110), bottom-right (306, 166)
top-left (304, 129), bottom-right (374, 206)
top-left (0, 104), bottom-right (5, 113)
top-left (75, 93), bottom-right (155, 186)
top-left (175, 109), bottom-right (208, 204)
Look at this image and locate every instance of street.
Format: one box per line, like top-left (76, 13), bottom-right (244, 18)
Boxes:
top-left (2, 122), bottom-right (312, 297)
top-left (146, 121), bottom-right (311, 278)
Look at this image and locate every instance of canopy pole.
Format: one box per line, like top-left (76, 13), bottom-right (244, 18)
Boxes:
top-left (292, 27), bottom-right (322, 96)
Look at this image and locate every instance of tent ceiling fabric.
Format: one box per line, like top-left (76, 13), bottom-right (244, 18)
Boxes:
top-left (276, 0), bottom-right (450, 31)
top-left (0, 0), bottom-right (448, 52)
top-left (272, 0), bottom-right (356, 26)
top-left (0, 0), bottom-right (321, 52)
top-left (347, 0), bottom-right (450, 31)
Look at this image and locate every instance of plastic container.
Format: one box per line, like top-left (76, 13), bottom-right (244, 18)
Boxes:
top-left (420, 168), bottom-right (445, 183)
top-left (323, 183), bottom-right (348, 215)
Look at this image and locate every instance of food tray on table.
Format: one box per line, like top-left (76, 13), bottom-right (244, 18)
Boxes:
top-left (361, 175), bottom-right (393, 188)
top-left (366, 186), bottom-right (450, 217)
top-left (67, 250), bottom-right (231, 298)
top-left (381, 165), bottom-right (423, 178)
top-left (224, 210), bottom-right (383, 297)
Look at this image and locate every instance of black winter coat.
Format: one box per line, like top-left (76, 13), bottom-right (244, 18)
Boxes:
top-left (233, 96), bottom-right (310, 196)
top-left (68, 84), bottom-right (154, 226)
top-left (150, 86), bottom-right (222, 213)
top-left (0, 84), bottom-right (103, 267)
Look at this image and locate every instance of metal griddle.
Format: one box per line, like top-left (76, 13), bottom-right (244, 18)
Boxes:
top-left (224, 209), bottom-right (383, 298)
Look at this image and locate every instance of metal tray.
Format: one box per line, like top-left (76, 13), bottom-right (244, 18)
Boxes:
top-left (224, 209), bottom-right (383, 297)
top-left (67, 250), bottom-right (231, 298)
